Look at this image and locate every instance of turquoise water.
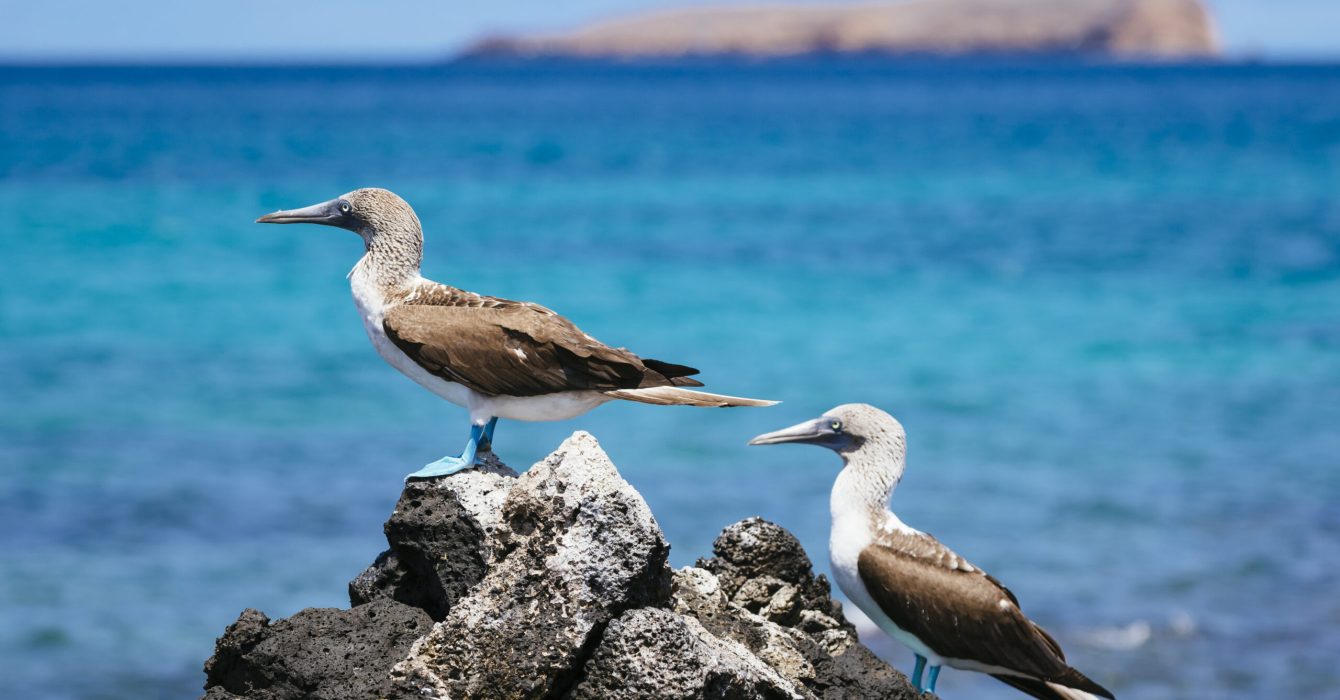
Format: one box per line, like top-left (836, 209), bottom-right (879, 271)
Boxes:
top-left (2, 61), bottom-right (1338, 698)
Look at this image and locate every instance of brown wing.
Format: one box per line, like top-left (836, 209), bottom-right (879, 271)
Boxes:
top-left (382, 294), bottom-right (700, 397)
top-left (857, 540), bottom-right (1077, 682)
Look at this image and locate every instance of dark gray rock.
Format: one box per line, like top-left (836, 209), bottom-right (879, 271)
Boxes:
top-left (202, 434), bottom-right (921, 700)
top-left (202, 599), bottom-right (430, 700)
top-left (391, 432), bottom-right (673, 699)
top-left (670, 565), bottom-right (916, 699)
top-left (347, 454), bottom-right (517, 620)
top-left (688, 518), bottom-right (920, 700)
top-left (567, 607), bottom-right (802, 700)
top-left (699, 517), bottom-right (849, 630)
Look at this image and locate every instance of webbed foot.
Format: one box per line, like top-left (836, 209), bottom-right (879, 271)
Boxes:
top-left (405, 423), bottom-right (484, 481)
top-left (405, 454), bottom-right (477, 480)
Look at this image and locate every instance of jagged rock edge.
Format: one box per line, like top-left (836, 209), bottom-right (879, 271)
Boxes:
top-left (203, 433), bottom-right (918, 700)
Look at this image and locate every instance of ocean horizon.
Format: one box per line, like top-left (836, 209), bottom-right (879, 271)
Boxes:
top-left (2, 59), bottom-right (1338, 699)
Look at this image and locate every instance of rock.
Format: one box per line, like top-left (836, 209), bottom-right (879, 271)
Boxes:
top-left (465, 0), bottom-right (1218, 60)
top-left (390, 432), bottom-right (672, 698)
top-left (684, 518), bottom-right (918, 700)
top-left (202, 432), bottom-right (920, 700)
top-left (699, 517), bottom-right (848, 630)
top-left (670, 567), bottom-right (819, 690)
top-left (349, 454), bottom-right (517, 620)
top-left (202, 600), bottom-right (431, 700)
top-left (568, 607), bottom-right (803, 699)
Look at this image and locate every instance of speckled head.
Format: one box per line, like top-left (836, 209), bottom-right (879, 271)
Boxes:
top-left (256, 187), bottom-right (422, 244)
top-left (748, 403), bottom-right (906, 460)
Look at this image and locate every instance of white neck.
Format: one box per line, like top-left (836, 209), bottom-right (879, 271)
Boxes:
top-left (829, 440), bottom-right (906, 536)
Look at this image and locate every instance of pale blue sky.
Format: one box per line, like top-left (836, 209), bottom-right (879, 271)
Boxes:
top-left (2, 0), bottom-right (1336, 61)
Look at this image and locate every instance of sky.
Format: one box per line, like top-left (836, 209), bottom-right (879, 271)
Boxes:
top-left (2, 0), bottom-right (1337, 61)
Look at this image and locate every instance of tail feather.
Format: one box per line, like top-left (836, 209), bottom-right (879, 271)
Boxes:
top-left (992, 674), bottom-right (1115, 700)
top-left (605, 386), bottom-right (777, 407)
top-left (642, 358), bottom-right (700, 379)
top-left (641, 358), bottom-right (704, 387)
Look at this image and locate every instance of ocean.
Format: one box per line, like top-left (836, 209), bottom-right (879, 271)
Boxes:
top-left (1, 60), bottom-right (1338, 699)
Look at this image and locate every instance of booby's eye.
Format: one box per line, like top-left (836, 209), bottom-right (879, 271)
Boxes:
top-left (339, 201), bottom-right (351, 213)
top-left (830, 420), bottom-right (843, 432)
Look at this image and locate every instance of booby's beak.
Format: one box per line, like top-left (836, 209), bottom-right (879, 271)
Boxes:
top-left (256, 198), bottom-right (347, 227)
top-left (749, 417), bottom-right (846, 450)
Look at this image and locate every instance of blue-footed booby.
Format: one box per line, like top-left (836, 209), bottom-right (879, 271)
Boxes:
top-left (257, 188), bottom-right (775, 480)
top-left (750, 404), bottom-right (1114, 700)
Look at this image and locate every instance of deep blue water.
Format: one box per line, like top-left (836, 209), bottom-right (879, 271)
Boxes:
top-left (2, 60), bottom-right (1338, 699)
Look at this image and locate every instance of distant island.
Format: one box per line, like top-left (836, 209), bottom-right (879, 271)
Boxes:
top-left (465, 0), bottom-right (1219, 60)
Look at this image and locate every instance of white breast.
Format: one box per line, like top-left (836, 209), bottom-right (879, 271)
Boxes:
top-left (829, 475), bottom-right (942, 664)
top-left (350, 268), bottom-right (474, 410)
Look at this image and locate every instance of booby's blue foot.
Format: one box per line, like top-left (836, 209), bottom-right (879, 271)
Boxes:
top-left (406, 454), bottom-right (475, 480)
top-left (405, 424), bottom-right (484, 481)
top-left (924, 665), bottom-right (940, 694)
top-left (911, 655), bottom-right (926, 689)
top-left (478, 417), bottom-right (499, 452)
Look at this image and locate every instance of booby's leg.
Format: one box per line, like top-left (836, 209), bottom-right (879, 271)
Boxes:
top-left (405, 424), bottom-right (483, 481)
top-left (911, 655), bottom-right (926, 689)
top-left (924, 665), bottom-right (941, 694)
top-left (478, 417), bottom-right (498, 452)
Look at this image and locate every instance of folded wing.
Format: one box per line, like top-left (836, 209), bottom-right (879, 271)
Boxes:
top-left (857, 539), bottom-right (1113, 698)
top-left (383, 296), bottom-right (701, 397)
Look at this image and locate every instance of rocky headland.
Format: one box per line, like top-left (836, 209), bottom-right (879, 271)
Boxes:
top-left (465, 0), bottom-right (1218, 60)
top-left (201, 432), bottom-right (921, 699)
